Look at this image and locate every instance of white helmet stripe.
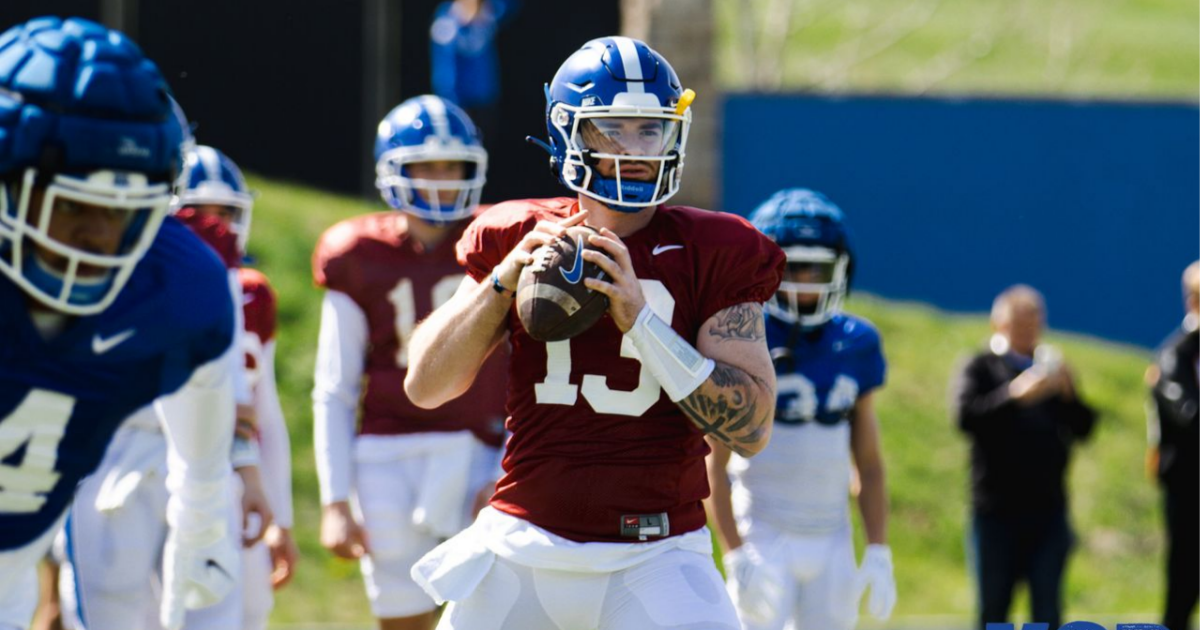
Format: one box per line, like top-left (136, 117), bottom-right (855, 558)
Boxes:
top-left (612, 37), bottom-right (645, 93)
top-left (420, 95), bottom-right (451, 141)
top-left (198, 146), bottom-right (222, 184)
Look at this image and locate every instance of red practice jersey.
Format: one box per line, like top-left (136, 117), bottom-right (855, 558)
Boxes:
top-left (239, 267), bottom-right (276, 373)
top-left (458, 198), bottom-right (784, 542)
top-left (314, 211), bottom-right (507, 447)
top-left (174, 208), bottom-right (241, 269)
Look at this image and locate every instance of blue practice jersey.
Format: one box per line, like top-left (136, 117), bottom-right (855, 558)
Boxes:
top-left (0, 218), bottom-right (235, 550)
top-left (730, 312), bottom-right (886, 534)
top-left (767, 311), bottom-right (886, 426)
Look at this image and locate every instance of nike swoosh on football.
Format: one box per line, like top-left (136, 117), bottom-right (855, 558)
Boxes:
top-left (652, 244), bottom-right (684, 256)
top-left (559, 237), bottom-right (585, 284)
top-left (92, 329), bottom-right (137, 355)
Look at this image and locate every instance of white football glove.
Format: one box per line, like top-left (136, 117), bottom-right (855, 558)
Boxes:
top-left (723, 545), bottom-right (787, 626)
top-left (857, 544), bottom-right (896, 620)
top-left (160, 478), bottom-right (239, 630)
top-left (154, 346), bottom-right (239, 630)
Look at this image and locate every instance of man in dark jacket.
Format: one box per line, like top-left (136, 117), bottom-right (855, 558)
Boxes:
top-left (952, 284), bottom-right (1096, 630)
top-left (1147, 261), bottom-right (1199, 630)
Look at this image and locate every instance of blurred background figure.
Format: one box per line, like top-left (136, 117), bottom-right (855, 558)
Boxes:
top-left (177, 144), bottom-right (300, 628)
top-left (952, 285), bottom-right (1097, 630)
top-left (1146, 260), bottom-right (1199, 630)
top-left (708, 189), bottom-right (895, 630)
top-left (312, 95), bottom-right (506, 630)
top-left (429, 0), bottom-right (518, 145)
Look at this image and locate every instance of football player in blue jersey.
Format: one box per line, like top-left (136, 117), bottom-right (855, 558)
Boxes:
top-left (706, 188), bottom-right (896, 630)
top-left (0, 17), bottom-right (239, 630)
top-left (55, 144), bottom-right (297, 630)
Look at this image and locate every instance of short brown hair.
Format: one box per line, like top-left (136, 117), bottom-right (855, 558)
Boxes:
top-left (991, 284), bottom-right (1045, 325)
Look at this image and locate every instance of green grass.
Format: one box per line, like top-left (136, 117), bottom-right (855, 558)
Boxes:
top-left (715, 0), bottom-right (1199, 100)
top-left (245, 176), bottom-right (376, 626)
top-left (247, 175), bottom-right (1164, 626)
top-left (847, 295), bottom-right (1162, 620)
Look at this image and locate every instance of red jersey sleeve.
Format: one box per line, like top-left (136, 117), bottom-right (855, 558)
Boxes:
top-left (239, 268), bottom-right (277, 343)
top-left (456, 198), bottom-right (575, 283)
top-left (312, 218), bottom-right (363, 293)
top-left (174, 208), bottom-right (241, 269)
top-left (695, 211), bottom-right (785, 325)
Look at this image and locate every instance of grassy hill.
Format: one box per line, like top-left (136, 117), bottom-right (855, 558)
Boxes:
top-left (245, 175), bottom-right (1164, 627)
top-left (715, 0), bottom-right (1198, 100)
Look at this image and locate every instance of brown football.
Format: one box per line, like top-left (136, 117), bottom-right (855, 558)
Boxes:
top-left (516, 225), bottom-right (610, 342)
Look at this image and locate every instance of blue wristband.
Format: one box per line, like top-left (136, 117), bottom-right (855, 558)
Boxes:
top-left (492, 270), bottom-right (514, 296)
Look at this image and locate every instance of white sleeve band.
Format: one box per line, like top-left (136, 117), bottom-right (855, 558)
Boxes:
top-left (256, 340), bottom-right (294, 528)
top-left (624, 304), bottom-right (715, 402)
top-left (230, 435), bottom-right (261, 469)
top-left (313, 290), bottom-right (367, 505)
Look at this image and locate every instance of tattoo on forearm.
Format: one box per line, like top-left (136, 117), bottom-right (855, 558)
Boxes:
top-left (679, 363), bottom-right (770, 457)
top-left (708, 363), bottom-right (742, 388)
top-left (708, 303), bottom-right (765, 342)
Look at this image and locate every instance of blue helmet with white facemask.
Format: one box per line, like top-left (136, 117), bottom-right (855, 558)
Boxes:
top-left (750, 188), bottom-right (855, 328)
top-left (0, 17), bottom-right (184, 315)
top-left (176, 145), bottom-right (253, 253)
top-left (374, 95), bottom-right (487, 224)
top-left (542, 37), bottom-right (693, 212)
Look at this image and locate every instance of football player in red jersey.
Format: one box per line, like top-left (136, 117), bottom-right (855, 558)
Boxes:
top-left (174, 145), bottom-right (300, 630)
top-left (404, 37), bottom-right (785, 629)
top-left (312, 95), bottom-right (507, 630)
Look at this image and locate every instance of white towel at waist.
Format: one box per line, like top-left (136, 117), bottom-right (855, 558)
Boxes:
top-left (353, 431), bottom-right (476, 538)
top-left (411, 506), bottom-right (714, 605)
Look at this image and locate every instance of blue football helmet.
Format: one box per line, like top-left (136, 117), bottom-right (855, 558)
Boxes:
top-left (175, 145), bottom-right (253, 253)
top-left (749, 188), bottom-right (854, 328)
top-left (0, 17), bottom-right (184, 315)
top-left (374, 95), bottom-right (487, 224)
top-left (543, 37), bottom-right (693, 212)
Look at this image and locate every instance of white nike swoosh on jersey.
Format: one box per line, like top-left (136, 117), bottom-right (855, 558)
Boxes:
top-left (243, 292), bottom-right (256, 305)
top-left (92, 329), bottom-right (137, 355)
top-left (652, 244), bottom-right (684, 256)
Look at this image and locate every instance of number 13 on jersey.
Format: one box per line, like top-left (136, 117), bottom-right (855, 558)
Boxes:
top-left (534, 280), bottom-right (675, 417)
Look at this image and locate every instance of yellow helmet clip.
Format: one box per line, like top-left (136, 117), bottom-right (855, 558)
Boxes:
top-left (675, 89), bottom-right (696, 116)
